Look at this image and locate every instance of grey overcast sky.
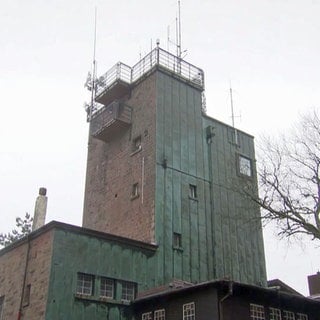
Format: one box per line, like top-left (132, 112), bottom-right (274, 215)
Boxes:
top-left (0, 0), bottom-right (319, 295)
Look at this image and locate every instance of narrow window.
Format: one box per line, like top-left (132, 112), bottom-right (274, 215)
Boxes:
top-left (142, 312), bottom-right (152, 320)
top-left (296, 314), bottom-right (308, 320)
top-left (76, 273), bottom-right (94, 296)
top-left (250, 304), bottom-right (265, 320)
top-left (131, 183), bottom-right (139, 199)
top-left (283, 311), bottom-right (295, 320)
top-left (189, 184), bottom-right (197, 199)
top-left (238, 155), bottom-right (252, 177)
top-left (183, 302), bottom-right (195, 320)
top-left (270, 308), bottom-right (281, 320)
top-left (154, 309), bottom-right (166, 320)
top-left (132, 136), bottom-right (142, 153)
top-left (0, 296), bottom-right (4, 320)
top-left (100, 277), bottom-right (114, 299)
top-left (173, 232), bottom-right (182, 248)
top-left (121, 281), bottom-right (136, 302)
top-left (22, 284), bottom-right (31, 307)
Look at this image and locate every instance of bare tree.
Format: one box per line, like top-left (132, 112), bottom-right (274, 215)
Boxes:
top-left (0, 213), bottom-right (33, 247)
top-left (253, 110), bottom-right (320, 241)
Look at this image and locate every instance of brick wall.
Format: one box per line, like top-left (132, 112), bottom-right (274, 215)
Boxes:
top-left (0, 230), bottom-right (54, 320)
top-left (83, 72), bottom-right (157, 243)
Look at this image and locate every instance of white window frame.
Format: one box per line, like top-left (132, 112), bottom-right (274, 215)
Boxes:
top-left (100, 277), bottom-right (114, 299)
top-left (154, 309), bottom-right (165, 320)
top-left (283, 311), bottom-right (295, 320)
top-left (269, 307), bottom-right (281, 320)
top-left (121, 281), bottom-right (135, 302)
top-left (189, 184), bottom-right (197, 199)
top-left (296, 314), bottom-right (308, 320)
top-left (76, 273), bottom-right (94, 296)
top-left (142, 312), bottom-right (152, 320)
top-left (183, 302), bottom-right (195, 320)
top-left (250, 304), bottom-right (265, 320)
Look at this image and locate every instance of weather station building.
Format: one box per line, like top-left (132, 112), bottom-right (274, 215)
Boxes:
top-left (0, 46), bottom-right (319, 320)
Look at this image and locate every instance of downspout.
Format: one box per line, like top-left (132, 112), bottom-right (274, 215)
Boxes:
top-left (219, 281), bottom-right (233, 320)
top-left (17, 235), bottom-right (31, 320)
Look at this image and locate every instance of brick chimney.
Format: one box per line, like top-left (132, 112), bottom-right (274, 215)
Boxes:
top-left (32, 187), bottom-right (48, 231)
top-left (308, 272), bottom-right (320, 296)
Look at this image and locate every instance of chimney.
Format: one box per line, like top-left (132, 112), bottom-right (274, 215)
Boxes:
top-left (308, 272), bottom-right (320, 296)
top-left (32, 187), bottom-right (48, 231)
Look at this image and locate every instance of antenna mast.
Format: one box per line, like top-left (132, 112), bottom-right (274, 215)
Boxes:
top-left (230, 86), bottom-right (239, 145)
top-left (178, 0), bottom-right (181, 59)
top-left (89, 7), bottom-right (98, 121)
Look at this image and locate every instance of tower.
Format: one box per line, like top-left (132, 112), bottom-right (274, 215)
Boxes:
top-left (83, 47), bottom-right (267, 287)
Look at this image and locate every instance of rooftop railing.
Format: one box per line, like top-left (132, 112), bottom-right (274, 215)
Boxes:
top-left (95, 47), bottom-right (204, 99)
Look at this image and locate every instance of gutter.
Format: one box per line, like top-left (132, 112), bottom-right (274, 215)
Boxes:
top-left (219, 281), bottom-right (233, 320)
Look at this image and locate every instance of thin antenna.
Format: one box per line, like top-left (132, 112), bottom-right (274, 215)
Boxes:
top-left (178, 0), bottom-right (182, 58)
top-left (89, 7), bottom-right (98, 121)
top-left (167, 25), bottom-right (170, 52)
top-left (230, 86), bottom-right (239, 145)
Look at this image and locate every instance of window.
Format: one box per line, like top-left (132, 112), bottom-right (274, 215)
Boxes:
top-left (154, 309), bottom-right (165, 320)
top-left (270, 308), bottom-right (281, 320)
top-left (132, 136), bottom-right (142, 153)
top-left (296, 314), bottom-right (308, 320)
top-left (183, 302), bottom-right (195, 320)
top-left (142, 312), bottom-right (152, 320)
top-left (189, 184), bottom-right (197, 199)
top-left (76, 273), bottom-right (94, 295)
top-left (173, 232), bottom-right (182, 248)
top-left (100, 277), bottom-right (114, 299)
top-left (131, 183), bottom-right (139, 199)
top-left (22, 284), bottom-right (31, 307)
top-left (250, 304), bottom-right (265, 320)
top-left (283, 311), bottom-right (295, 320)
top-left (0, 296), bottom-right (4, 320)
top-left (121, 281), bottom-right (135, 301)
top-left (238, 155), bottom-right (252, 177)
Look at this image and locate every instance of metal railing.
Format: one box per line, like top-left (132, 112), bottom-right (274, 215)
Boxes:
top-left (90, 101), bottom-right (132, 137)
top-left (96, 62), bottom-right (132, 97)
top-left (95, 47), bottom-right (204, 98)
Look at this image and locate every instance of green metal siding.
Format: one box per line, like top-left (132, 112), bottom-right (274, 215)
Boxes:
top-left (45, 229), bottom-right (156, 319)
top-left (155, 70), bottom-right (266, 287)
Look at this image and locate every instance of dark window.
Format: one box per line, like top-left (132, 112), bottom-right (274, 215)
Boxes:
top-left (76, 273), bottom-right (94, 295)
top-left (173, 232), bottom-right (182, 248)
top-left (100, 277), bottom-right (114, 299)
top-left (0, 296), bottom-right (4, 320)
top-left (189, 184), bottom-right (197, 199)
top-left (131, 183), bottom-right (139, 198)
top-left (121, 281), bottom-right (135, 301)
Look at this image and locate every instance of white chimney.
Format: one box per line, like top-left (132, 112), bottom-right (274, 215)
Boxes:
top-left (32, 187), bottom-right (48, 231)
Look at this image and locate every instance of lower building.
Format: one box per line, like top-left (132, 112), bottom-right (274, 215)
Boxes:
top-left (133, 280), bottom-right (320, 320)
top-left (1, 221), bottom-right (319, 320)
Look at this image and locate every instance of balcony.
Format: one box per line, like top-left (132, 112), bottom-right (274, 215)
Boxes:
top-left (95, 62), bottom-right (131, 107)
top-left (90, 101), bottom-right (132, 142)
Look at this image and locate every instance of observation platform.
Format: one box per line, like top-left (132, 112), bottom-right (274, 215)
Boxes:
top-left (88, 47), bottom-right (204, 142)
